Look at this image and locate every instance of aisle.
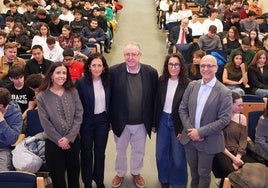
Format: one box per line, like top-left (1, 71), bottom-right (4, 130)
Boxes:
top-left (102, 0), bottom-right (165, 188)
top-left (104, 0), bottom-right (166, 73)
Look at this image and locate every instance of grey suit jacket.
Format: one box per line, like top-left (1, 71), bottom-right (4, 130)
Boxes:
top-left (179, 79), bottom-right (232, 154)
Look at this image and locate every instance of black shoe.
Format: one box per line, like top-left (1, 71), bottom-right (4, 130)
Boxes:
top-left (161, 183), bottom-right (170, 188)
top-left (104, 49), bottom-right (110, 53)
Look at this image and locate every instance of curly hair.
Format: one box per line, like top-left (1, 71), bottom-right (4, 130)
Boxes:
top-left (160, 52), bottom-right (188, 84)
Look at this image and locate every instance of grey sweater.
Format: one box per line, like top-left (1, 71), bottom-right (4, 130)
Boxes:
top-left (37, 88), bottom-right (83, 145)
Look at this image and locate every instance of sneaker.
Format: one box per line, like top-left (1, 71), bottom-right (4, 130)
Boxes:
top-left (112, 175), bottom-right (124, 188)
top-left (132, 174), bottom-right (146, 188)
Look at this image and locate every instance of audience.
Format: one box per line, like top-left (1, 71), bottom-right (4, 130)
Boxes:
top-left (248, 0), bottom-right (262, 17)
top-left (255, 107), bottom-right (268, 151)
top-left (249, 28), bottom-right (262, 52)
top-left (240, 10), bottom-right (259, 37)
top-left (43, 36), bottom-right (64, 62)
top-left (188, 50), bottom-right (206, 81)
top-left (202, 8), bottom-right (223, 34)
top-left (48, 14), bottom-right (69, 37)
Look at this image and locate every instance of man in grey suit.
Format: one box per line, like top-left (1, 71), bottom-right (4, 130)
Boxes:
top-left (179, 55), bottom-right (232, 188)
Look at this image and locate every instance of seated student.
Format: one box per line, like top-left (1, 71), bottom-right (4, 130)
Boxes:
top-left (6, 65), bottom-right (35, 120)
top-left (222, 26), bottom-right (241, 55)
top-left (223, 12), bottom-right (241, 34)
top-left (0, 42), bottom-right (26, 87)
top-left (249, 28), bottom-right (262, 52)
top-left (222, 51), bottom-right (248, 96)
top-left (0, 31), bottom-right (7, 57)
top-left (23, 1), bottom-right (38, 27)
top-left (3, 16), bottom-right (15, 35)
top-left (6, 2), bottom-right (23, 23)
top-left (48, 14), bottom-right (69, 37)
top-left (73, 34), bottom-right (91, 63)
top-left (36, 8), bottom-right (51, 23)
top-left (70, 9), bottom-right (88, 34)
top-left (213, 92), bottom-right (256, 188)
top-left (7, 22), bottom-right (31, 55)
top-left (43, 36), bottom-right (64, 62)
top-left (240, 10), bottom-right (259, 38)
top-left (228, 37), bottom-right (256, 66)
top-left (57, 25), bottom-right (74, 49)
top-left (260, 15), bottom-right (268, 36)
top-left (262, 35), bottom-right (268, 53)
top-left (48, 1), bottom-right (61, 16)
top-left (248, 50), bottom-right (268, 97)
top-left (188, 12), bottom-right (204, 38)
top-left (0, 87), bottom-right (23, 171)
top-left (198, 25), bottom-right (222, 52)
top-left (59, 4), bottom-right (74, 24)
top-left (255, 107), bottom-right (268, 151)
top-left (248, 0), bottom-right (262, 17)
top-left (202, 8), bottom-right (223, 35)
top-left (25, 73), bottom-right (43, 95)
top-left (81, 18), bottom-right (106, 53)
top-left (165, 3), bottom-right (179, 32)
top-left (24, 45), bottom-right (53, 78)
top-left (62, 48), bottom-right (84, 83)
top-left (188, 50), bottom-right (206, 81)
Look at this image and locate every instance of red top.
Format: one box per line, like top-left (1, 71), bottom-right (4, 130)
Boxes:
top-left (68, 61), bottom-right (84, 81)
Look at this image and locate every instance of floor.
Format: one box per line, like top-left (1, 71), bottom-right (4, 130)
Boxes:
top-left (100, 0), bottom-right (218, 188)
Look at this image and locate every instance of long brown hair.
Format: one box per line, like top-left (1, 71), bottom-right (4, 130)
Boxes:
top-left (190, 50), bottom-right (206, 75)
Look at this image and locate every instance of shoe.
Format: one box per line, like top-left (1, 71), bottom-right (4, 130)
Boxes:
top-left (161, 183), bottom-right (170, 188)
top-left (132, 174), bottom-right (146, 188)
top-left (104, 49), bottom-right (110, 53)
top-left (112, 175), bottom-right (124, 188)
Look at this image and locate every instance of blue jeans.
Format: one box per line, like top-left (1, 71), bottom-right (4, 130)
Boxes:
top-left (255, 88), bottom-right (268, 97)
top-left (156, 112), bottom-right (188, 188)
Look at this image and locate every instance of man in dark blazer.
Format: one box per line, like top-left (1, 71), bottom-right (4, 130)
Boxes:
top-left (179, 55), bottom-right (232, 188)
top-left (168, 18), bottom-right (193, 61)
top-left (109, 42), bottom-right (158, 188)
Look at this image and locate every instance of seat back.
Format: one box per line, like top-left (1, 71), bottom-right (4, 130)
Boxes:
top-left (248, 110), bottom-right (264, 141)
top-left (0, 171), bottom-right (36, 188)
top-left (26, 110), bottom-right (43, 137)
top-left (241, 95), bottom-right (265, 121)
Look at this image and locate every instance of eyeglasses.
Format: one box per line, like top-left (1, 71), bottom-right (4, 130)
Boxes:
top-left (168, 63), bottom-right (180, 68)
top-left (124, 53), bottom-right (140, 57)
top-left (200, 64), bottom-right (217, 69)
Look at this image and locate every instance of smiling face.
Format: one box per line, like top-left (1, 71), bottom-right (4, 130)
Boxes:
top-left (123, 44), bottom-right (141, 72)
top-left (89, 58), bottom-right (104, 80)
top-left (168, 57), bottom-right (181, 80)
top-left (40, 25), bottom-right (48, 36)
top-left (200, 55), bottom-right (218, 84)
top-left (51, 65), bottom-right (67, 87)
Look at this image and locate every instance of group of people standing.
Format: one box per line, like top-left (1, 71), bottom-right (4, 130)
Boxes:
top-left (33, 40), bottom-right (247, 188)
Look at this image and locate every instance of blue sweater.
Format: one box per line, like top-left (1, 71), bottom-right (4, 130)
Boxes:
top-left (0, 102), bottom-right (22, 150)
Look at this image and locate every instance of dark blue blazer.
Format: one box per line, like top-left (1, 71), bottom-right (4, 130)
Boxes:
top-left (109, 63), bottom-right (158, 137)
top-left (75, 77), bottom-right (110, 132)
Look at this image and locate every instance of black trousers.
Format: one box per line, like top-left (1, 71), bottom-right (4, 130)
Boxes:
top-left (80, 112), bottom-right (109, 188)
top-left (45, 137), bottom-right (80, 188)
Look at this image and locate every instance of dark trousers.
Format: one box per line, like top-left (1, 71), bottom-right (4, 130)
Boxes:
top-left (81, 112), bottom-right (109, 188)
top-left (45, 137), bottom-right (80, 188)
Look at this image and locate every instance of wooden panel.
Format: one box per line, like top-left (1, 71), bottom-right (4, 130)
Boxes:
top-left (190, 7), bottom-right (201, 12)
top-left (186, 2), bottom-right (196, 7)
top-left (241, 102), bottom-right (265, 120)
top-left (257, 18), bottom-right (264, 24)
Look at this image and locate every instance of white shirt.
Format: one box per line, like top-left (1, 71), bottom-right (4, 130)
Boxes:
top-left (202, 18), bottom-right (223, 34)
top-left (43, 43), bottom-right (64, 62)
top-left (176, 28), bottom-right (187, 44)
top-left (177, 9), bottom-right (193, 21)
top-left (166, 12), bottom-right (179, 24)
top-left (32, 36), bottom-right (47, 48)
top-left (0, 46), bottom-right (4, 57)
top-left (189, 20), bottom-right (204, 36)
top-left (59, 11), bottom-right (75, 23)
top-left (93, 79), bottom-right (106, 114)
top-left (195, 77), bottom-right (216, 128)
top-left (163, 79), bottom-right (178, 113)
